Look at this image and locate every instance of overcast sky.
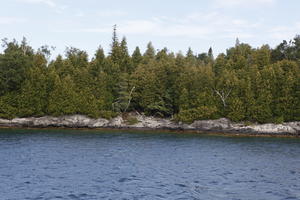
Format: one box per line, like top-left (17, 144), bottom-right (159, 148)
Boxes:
top-left (1, 0), bottom-right (300, 58)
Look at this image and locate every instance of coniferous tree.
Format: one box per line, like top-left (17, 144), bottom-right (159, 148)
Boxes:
top-left (0, 30), bottom-right (299, 124)
top-left (48, 75), bottom-right (79, 116)
top-left (119, 37), bottom-right (131, 72)
top-left (144, 42), bottom-right (155, 61)
top-left (132, 46), bottom-right (142, 70)
top-left (90, 46), bottom-right (105, 77)
top-left (208, 47), bottom-right (214, 62)
top-left (18, 66), bottom-right (50, 117)
top-left (110, 25), bottom-right (122, 66)
top-left (0, 38), bottom-right (33, 95)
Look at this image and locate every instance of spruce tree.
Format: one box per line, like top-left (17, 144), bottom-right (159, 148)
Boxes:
top-left (144, 42), bottom-right (155, 61)
top-left (132, 46), bottom-right (142, 69)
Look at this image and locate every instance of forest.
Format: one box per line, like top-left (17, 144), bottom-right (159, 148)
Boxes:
top-left (0, 27), bottom-right (299, 124)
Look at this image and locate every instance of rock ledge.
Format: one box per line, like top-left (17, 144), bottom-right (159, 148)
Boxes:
top-left (0, 114), bottom-right (299, 136)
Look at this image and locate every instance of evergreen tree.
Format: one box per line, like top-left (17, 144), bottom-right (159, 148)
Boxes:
top-left (185, 47), bottom-right (197, 66)
top-left (144, 42), bottom-right (155, 61)
top-left (119, 37), bottom-right (131, 72)
top-left (90, 46), bottom-right (106, 77)
top-left (0, 38), bottom-right (33, 95)
top-left (132, 46), bottom-right (142, 69)
top-left (208, 47), bottom-right (214, 62)
top-left (113, 73), bottom-right (135, 113)
top-left (48, 75), bottom-right (79, 116)
top-left (18, 66), bottom-right (51, 117)
top-left (0, 32), bottom-right (299, 124)
top-left (109, 25), bottom-right (122, 66)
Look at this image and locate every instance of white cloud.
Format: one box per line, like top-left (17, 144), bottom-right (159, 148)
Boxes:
top-left (117, 20), bottom-right (212, 38)
top-left (269, 23), bottom-right (300, 40)
top-left (77, 27), bottom-right (111, 33)
top-left (19, 0), bottom-right (69, 14)
top-left (186, 12), bottom-right (219, 22)
top-left (213, 0), bottom-right (275, 7)
top-left (70, 12), bottom-right (259, 41)
top-left (75, 12), bottom-right (84, 17)
top-left (19, 0), bottom-right (56, 7)
top-left (0, 17), bottom-right (27, 25)
top-left (96, 10), bottom-right (127, 18)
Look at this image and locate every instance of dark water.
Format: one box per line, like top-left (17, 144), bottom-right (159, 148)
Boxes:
top-left (0, 129), bottom-right (300, 200)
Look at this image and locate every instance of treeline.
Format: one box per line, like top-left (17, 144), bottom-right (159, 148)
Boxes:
top-left (0, 28), bottom-right (299, 123)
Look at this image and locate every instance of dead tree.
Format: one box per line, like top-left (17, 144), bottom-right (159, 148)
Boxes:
top-left (123, 86), bottom-right (135, 113)
top-left (112, 86), bottom-right (135, 113)
top-left (214, 88), bottom-right (232, 108)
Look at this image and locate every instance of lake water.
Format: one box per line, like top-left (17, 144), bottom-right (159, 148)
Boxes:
top-left (0, 128), bottom-right (300, 200)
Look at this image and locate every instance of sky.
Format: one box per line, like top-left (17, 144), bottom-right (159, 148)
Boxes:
top-left (1, 0), bottom-right (300, 59)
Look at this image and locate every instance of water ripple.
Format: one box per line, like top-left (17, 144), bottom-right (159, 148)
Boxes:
top-left (0, 129), bottom-right (300, 200)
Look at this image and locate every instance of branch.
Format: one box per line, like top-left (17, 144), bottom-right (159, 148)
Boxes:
top-left (123, 86), bottom-right (135, 113)
top-left (214, 88), bottom-right (232, 108)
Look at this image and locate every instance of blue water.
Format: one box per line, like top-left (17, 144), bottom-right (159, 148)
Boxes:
top-left (0, 128), bottom-right (300, 200)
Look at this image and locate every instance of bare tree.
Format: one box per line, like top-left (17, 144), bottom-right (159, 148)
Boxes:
top-left (21, 37), bottom-right (29, 55)
top-left (123, 86), bottom-right (135, 113)
top-left (213, 88), bottom-right (232, 108)
top-left (112, 86), bottom-right (135, 113)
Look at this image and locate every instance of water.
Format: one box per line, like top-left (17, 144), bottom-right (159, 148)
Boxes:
top-left (0, 128), bottom-right (300, 200)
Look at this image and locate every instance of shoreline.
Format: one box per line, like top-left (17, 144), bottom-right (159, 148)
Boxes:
top-left (0, 126), bottom-right (299, 138)
top-left (0, 114), bottom-right (299, 137)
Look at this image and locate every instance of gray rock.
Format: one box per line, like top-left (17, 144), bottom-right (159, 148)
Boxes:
top-left (33, 116), bottom-right (59, 127)
top-left (191, 118), bottom-right (231, 131)
top-left (0, 114), bottom-right (299, 136)
top-left (285, 122), bottom-right (300, 134)
top-left (108, 116), bottom-right (124, 127)
top-left (0, 118), bottom-right (11, 126)
top-left (88, 118), bottom-right (109, 128)
top-left (243, 123), bottom-right (298, 135)
top-left (11, 118), bottom-right (34, 127)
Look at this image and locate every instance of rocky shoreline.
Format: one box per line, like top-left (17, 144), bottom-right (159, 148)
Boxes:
top-left (0, 114), bottom-right (299, 137)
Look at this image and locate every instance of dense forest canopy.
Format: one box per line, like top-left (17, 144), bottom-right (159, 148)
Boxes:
top-left (0, 28), bottom-right (299, 123)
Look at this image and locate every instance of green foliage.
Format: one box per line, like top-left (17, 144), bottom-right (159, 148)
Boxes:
top-left (0, 30), bottom-right (299, 124)
top-left (227, 98), bottom-right (246, 122)
top-left (143, 42), bottom-right (155, 61)
top-left (48, 75), bottom-right (79, 116)
top-left (98, 110), bottom-right (118, 119)
top-left (175, 106), bottom-right (218, 124)
top-left (113, 73), bottom-right (134, 113)
top-left (17, 67), bottom-right (50, 117)
top-left (125, 117), bottom-right (139, 125)
top-left (271, 35), bottom-right (300, 62)
top-left (0, 38), bottom-right (33, 95)
top-left (0, 93), bottom-right (18, 119)
top-left (132, 46), bottom-right (142, 69)
top-left (274, 116), bottom-right (284, 124)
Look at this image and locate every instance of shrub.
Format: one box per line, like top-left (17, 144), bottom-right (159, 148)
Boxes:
top-left (126, 117), bottom-right (139, 125)
top-left (175, 106), bottom-right (218, 124)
